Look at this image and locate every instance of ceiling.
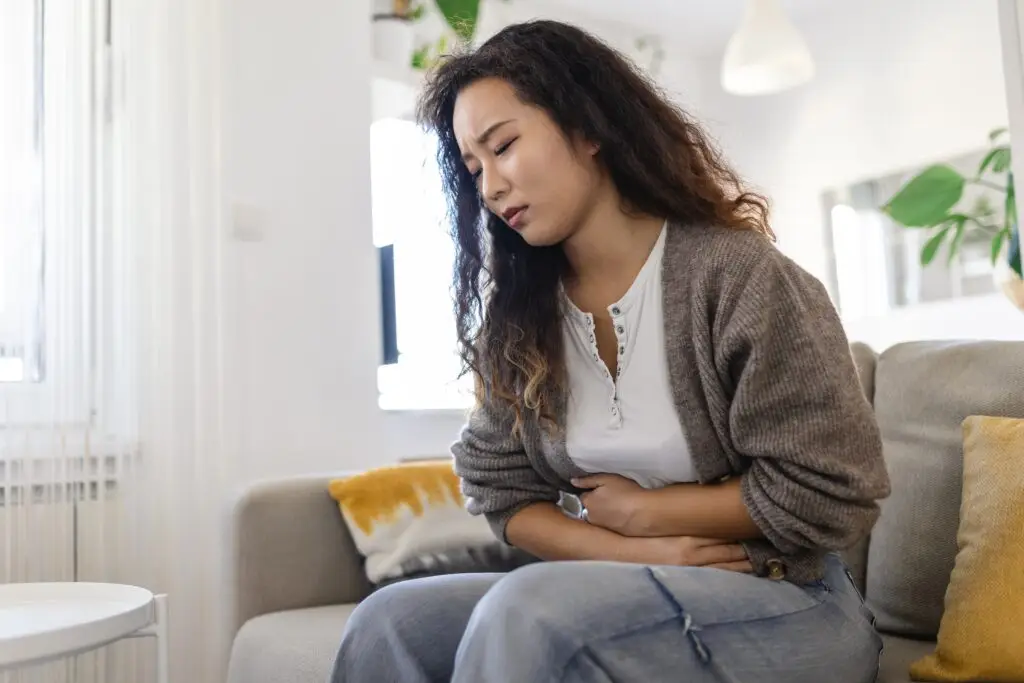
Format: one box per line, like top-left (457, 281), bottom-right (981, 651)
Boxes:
top-left (543, 0), bottom-right (828, 56)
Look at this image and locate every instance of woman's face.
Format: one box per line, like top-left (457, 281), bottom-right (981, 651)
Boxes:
top-left (452, 78), bottom-right (602, 247)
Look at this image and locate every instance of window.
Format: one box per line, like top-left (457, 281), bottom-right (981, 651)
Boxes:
top-left (0, 0), bottom-right (46, 382)
top-left (371, 118), bottom-right (472, 410)
top-left (0, 0), bottom-right (102, 425)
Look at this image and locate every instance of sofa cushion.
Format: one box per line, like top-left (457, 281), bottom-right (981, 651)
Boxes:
top-left (227, 604), bottom-right (354, 683)
top-left (878, 636), bottom-right (936, 683)
top-left (866, 341), bottom-right (1024, 637)
top-left (909, 416), bottom-right (1024, 681)
top-left (841, 342), bottom-right (879, 595)
top-left (850, 342), bottom-right (877, 404)
top-left (328, 461), bottom-right (535, 585)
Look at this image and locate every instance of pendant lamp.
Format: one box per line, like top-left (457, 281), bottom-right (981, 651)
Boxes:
top-left (721, 0), bottom-right (815, 96)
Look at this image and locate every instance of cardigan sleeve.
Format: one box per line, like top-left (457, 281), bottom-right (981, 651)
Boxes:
top-left (451, 394), bottom-right (561, 543)
top-left (716, 249), bottom-right (891, 556)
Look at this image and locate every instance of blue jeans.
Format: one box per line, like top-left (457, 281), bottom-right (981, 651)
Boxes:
top-left (331, 552), bottom-right (881, 683)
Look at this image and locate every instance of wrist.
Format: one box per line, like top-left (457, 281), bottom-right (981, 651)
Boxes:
top-left (614, 534), bottom-right (675, 565)
top-left (609, 533), bottom-right (647, 563)
top-left (623, 490), bottom-right (657, 537)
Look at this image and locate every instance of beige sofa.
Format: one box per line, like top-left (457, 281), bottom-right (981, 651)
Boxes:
top-left (226, 340), bottom-right (1024, 683)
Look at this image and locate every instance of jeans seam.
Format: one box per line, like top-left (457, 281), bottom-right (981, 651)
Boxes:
top-left (558, 615), bottom-right (682, 682)
top-left (558, 570), bottom-right (831, 681)
top-left (646, 568), bottom-right (829, 629)
top-left (558, 602), bottom-right (842, 683)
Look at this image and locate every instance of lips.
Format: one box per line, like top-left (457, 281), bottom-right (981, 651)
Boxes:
top-left (502, 206), bottom-right (527, 229)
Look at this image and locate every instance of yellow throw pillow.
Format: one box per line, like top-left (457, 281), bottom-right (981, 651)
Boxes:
top-left (328, 460), bottom-right (498, 583)
top-left (910, 416), bottom-right (1024, 682)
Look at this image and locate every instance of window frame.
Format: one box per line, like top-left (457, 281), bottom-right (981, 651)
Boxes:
top-left (370, 115), bottom-right (474, 412)
top-left (0, 0), bottom-right (107, 429)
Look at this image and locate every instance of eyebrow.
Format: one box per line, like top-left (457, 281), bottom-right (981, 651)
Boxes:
top-left (461, 119), bottom-right (514, 163)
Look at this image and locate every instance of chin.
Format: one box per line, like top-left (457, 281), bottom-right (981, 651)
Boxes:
top-left (517, 221), bottom-right (570, 248)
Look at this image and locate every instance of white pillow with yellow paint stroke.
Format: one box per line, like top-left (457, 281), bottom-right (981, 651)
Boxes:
top-left (328, 462), bottom-right (497, 583)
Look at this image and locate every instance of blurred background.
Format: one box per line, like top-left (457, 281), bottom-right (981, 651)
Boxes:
top-left (1, 1), bottom-right (1022, 682)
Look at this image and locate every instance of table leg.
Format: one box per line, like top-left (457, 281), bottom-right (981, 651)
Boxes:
top-left (132, 593), bottom-right (170, 683)
top-left (154, 594), bottom-right (169, 683)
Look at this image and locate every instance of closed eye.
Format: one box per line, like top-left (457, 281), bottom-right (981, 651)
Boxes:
top-left (495, 138), bottom-right (516, 155)
top-left (467, 137), bottom-right (516, 184)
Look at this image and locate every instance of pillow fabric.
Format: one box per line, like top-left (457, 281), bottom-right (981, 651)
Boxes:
top-left (328, 460), bottom-right (536, 584)
top-left (374, 542), bottom-right (539, 589)
top-left (910, 416), bottom-right (1024, 682)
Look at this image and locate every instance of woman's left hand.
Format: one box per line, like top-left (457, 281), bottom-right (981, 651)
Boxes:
top-left (572, 473), bottom-right (649, 536)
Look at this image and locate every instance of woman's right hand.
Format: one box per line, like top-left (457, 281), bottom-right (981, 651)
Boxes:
top-left (631, 535), bottom-right (753, 572)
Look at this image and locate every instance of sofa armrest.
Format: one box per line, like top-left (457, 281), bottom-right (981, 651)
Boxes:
top-left (229, 473), bottom-right (372, 634)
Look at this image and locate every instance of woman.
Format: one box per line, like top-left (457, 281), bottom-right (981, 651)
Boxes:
top-left (333, 19), bottom-right (890, 683)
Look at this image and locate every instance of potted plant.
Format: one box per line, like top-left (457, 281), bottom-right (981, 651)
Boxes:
top-left (373, 0), bottom-right (424, 67)
top-left (411, 0), bottom-right (487, 70)
top-left (882, 127), bottom-right (1023, 310)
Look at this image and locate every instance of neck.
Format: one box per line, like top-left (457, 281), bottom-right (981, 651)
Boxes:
top-left (561, 191), bottom-right (665, 285)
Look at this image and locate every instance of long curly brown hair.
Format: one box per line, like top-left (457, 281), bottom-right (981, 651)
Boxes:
top-left (417, 20), bottom-right (772, 433)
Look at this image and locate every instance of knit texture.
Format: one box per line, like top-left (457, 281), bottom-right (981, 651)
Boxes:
top-left (451, 224), bottom-right (891, 583)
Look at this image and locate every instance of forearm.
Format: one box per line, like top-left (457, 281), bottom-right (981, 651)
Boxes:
top-left (505, 502), bottom-right (658, 563)
top-left (632, 477), bottom-right (763, 540)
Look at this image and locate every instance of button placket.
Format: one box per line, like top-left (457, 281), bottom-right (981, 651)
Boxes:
top-left (608, 305), bottom-right (627, 425)
top-left (583, 314), bottom-right (615, 388)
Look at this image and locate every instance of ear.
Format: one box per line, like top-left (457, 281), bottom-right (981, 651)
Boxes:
top-left (570, 132), bottom-right (600, 158)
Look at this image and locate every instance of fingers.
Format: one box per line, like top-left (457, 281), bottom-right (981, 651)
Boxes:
top-left (688, 540), bottom-right (745, 548)
top-left (706, 561), bottom-right (754, 573)
top-left (691, 542), bottom-right (748, 566)
top-left (571, 475), bottom-right (605, 489)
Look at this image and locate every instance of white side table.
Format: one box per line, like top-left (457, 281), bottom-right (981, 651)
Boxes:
top-left (0, 582), bottom-right (168, 683)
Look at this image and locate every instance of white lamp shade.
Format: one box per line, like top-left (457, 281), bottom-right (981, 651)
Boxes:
top-left (721, 0), bottom-right (815, 96)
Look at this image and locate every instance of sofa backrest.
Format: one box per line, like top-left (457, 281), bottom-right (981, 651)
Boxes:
top-left (853, 340), bottom-right (1024, 639)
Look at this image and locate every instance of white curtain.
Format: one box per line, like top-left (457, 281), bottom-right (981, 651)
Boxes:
top-left (0, 0), bottom-right (229, 681)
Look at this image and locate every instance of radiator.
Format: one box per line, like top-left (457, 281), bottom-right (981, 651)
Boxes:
top-left (0, 454), bottom-right (153, 683)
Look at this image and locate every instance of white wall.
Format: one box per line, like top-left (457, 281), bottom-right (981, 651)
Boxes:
top-left (222, 0), bottom-right (384, 481)
top-left (697, 0), bottom-right (1008, 278)
top-left (692, 0), bottom-right (1022, 349)
top-left (477, 0), bottom-right (707, 111)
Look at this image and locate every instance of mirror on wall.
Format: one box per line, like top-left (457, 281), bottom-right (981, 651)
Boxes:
top-left (821, 147), bottom-right (1004, 320)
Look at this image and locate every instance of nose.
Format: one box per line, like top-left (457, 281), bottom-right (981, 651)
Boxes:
top-left (480, 164), bottom-right (508, 204)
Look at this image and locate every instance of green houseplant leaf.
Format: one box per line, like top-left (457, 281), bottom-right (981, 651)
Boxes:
top-left (435, 0), bottom-right (479, 42)
top-left (411, 45), bottom-right (430, 69)
top-left (1009, 223), bottom-right (1022, 278)
top-left (978, 146), bottom-right (1012, 175)
top-left (921, 224), bottom-right (953, 265)
top-left (991, 228), bottom-right (1008, 265)
top-left (1006, 172), bottom-right (1021, 278)
top-left (883, 164), bottom-right (966, 227)
top-left (990, 127), bottom-right (1009, 143)
top-left (945, 215), bottom-right (968, 265)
